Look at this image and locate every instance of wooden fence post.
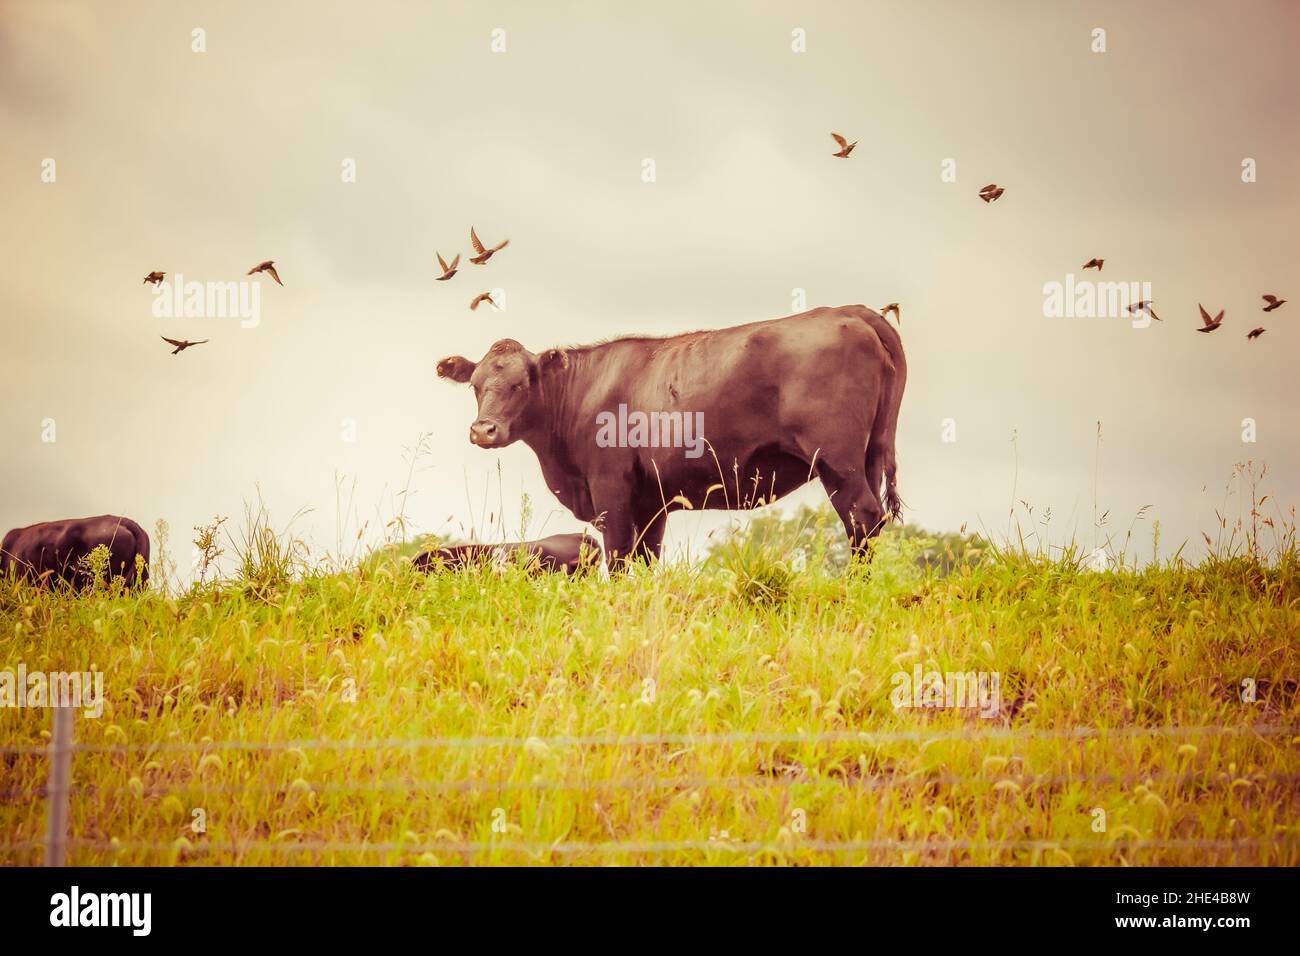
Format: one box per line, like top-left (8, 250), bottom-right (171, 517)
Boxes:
top-left (44, 706), bottom-right (73, 866)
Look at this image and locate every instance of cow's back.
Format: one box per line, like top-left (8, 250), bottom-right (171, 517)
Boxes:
top-left (533, 533), bottom-right (603, 574)
top-left (413, 533), bottom-right (602, 575)
top-left (1, 515), bottom-right (150, 587)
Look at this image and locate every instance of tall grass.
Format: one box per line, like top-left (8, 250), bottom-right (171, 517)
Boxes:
top-left (0, 466), bottom-right (1296, 867)
top-left (228, 496), bottom-right (309, 603)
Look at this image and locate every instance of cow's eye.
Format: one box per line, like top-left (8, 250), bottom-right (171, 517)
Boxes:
top-left (511, 384), bottom-right (521, 392)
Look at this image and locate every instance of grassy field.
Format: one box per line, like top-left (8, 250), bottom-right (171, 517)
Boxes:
top-left (1, 507), bottom-right (1298, 867)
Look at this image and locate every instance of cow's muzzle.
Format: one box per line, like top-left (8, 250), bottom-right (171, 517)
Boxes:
top-left (470, 419), bottom-right (502, 447)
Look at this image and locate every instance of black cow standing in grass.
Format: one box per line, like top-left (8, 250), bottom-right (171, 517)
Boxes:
top-left (0, 515), bottom-right (150, 589)
top-left (437, 304), bottom-right (906, 567)
top-left (413, 533), bottom-right (601, 576)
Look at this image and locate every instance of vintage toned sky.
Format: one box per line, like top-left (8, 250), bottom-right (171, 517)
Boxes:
top-left (1, 0), bottom-right (1297, 573)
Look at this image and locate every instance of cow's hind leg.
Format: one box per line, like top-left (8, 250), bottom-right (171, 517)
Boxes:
top-left (631, 507), bottom-right (668, 565)
top-left (816, 458), bottom-right (886, 560)
top-left (592, 491), bottom-right (638, 572)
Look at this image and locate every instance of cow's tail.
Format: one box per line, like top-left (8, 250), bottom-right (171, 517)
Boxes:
top-left (857, 306), bottom-right (906, 523)
top-left (884, 456), bottom-right (902, 522)
top-left (875, 346), bottom-right (902, 523)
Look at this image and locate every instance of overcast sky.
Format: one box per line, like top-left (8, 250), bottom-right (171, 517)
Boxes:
top-left (1, 0), bottom-right (1296, 575)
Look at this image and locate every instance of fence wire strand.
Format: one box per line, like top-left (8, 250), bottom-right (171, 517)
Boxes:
top-left (4, 836), bottom-right (1295, 858)
top-left (2, 722), bottom-right (1296, 757)
top-left (5, 769), bottom-right (1300, 802)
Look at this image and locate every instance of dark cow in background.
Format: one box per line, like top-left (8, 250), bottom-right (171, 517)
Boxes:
top-left (414, 533), bottom-right (601, 576)
top-left (1, 515), bottom-right (150, 589)
top-left (437, 304), bottom-right (906, 567)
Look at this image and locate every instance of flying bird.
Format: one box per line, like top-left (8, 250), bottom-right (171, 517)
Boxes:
top-left (1196, 305), bottom-right (1225, 333)
top-left (161, 336), bottom-right (208, 355)
top-left (1262, 294), bottom-right (1286, 312)
top-left (143, 271), bottom-right (165, 285)
top-left (979, 183), bottom-right (1004, 203)
top-left (1247, 327), bottom-right (1266, 340)
top-left (247, 260), bottom-right (283, 286)
top-left (880, 303), bottom-right (900, 322)
top-left (470, 292), bottom-right (497, 311)
top-left (469, 228), bottom-right (509, 265)
top-left (1082, 258), bottom-right (1104, 271)
top-left (831, 133), bottom-right (858, 158)
top-left (436, 252), bottom-right (460, 281)
top-left (1127, 300), bottom-right (1161, 321)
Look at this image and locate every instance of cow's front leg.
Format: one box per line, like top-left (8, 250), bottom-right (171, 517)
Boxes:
top-left (592, 490), bottom-right (637, 572)
top-left (631, 505), bottom-right (667, 564)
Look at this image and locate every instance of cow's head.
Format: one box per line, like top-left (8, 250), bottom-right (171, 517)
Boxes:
top-left (437, 339), bottom-right (569, 448)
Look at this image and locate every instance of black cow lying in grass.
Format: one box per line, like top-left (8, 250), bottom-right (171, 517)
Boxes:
top-left (413, 533), bottom-right (601, 576)
top-left (1, 514), bottom-right (150, 589)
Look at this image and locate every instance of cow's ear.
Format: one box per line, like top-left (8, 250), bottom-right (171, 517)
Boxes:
top-left (437, 356), bottom-right (476, 383)
top-left (539, 348), bottom-right (569, 375)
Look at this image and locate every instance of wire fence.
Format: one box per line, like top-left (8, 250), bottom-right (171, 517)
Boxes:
top-left (5, 711), bottom-right (1297, 865)
top-left (10, 769), bottom-right (1300, 802)
top-left (7, 837), bottom-right (1291, 858)
top-left (4, 721), bottom-right (1297, 756)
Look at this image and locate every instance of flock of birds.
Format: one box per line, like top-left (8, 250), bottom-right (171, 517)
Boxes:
top-left (830, 132), bottom-right (1287, 339)
top-left (143, 226), bottom-right (513, 358)
top-left (145, 260), bottom-right (283, 354)
top-left (140, 135), bottom-right (1285, 357)
top-left (434, 226), bottom-right (510, 311)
